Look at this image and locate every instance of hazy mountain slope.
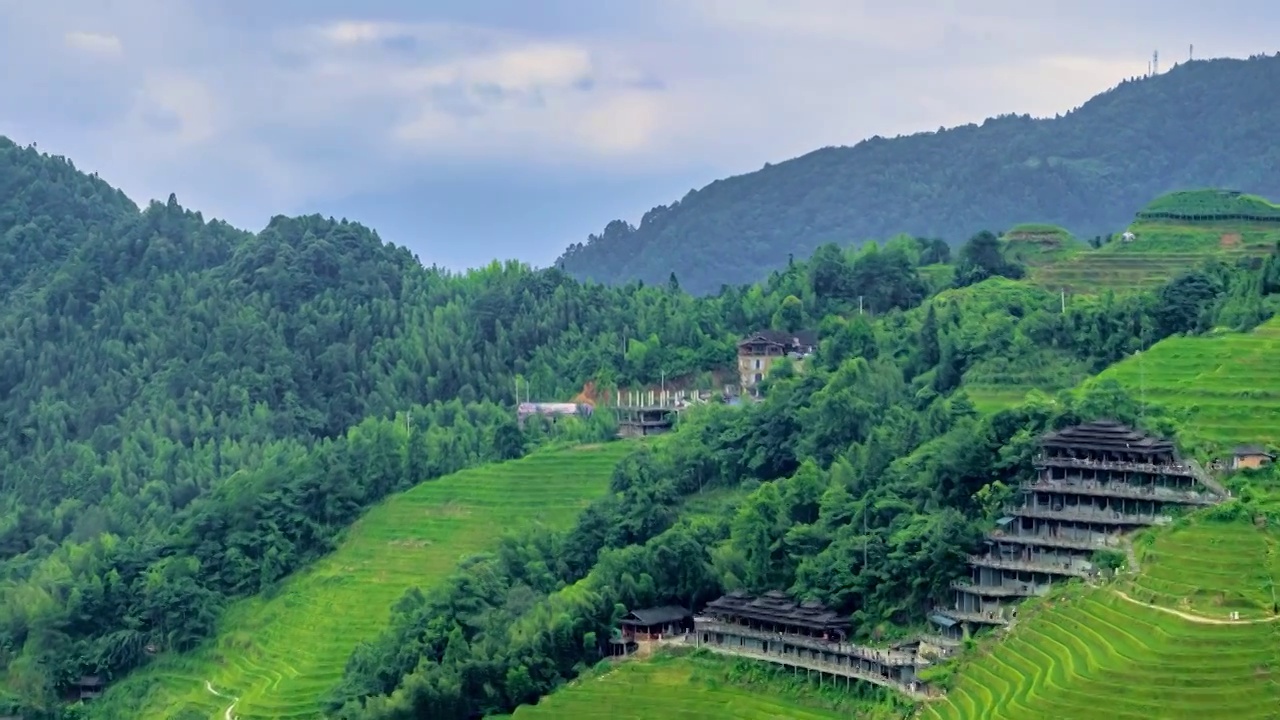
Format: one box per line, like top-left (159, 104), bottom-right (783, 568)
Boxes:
top-left (559, 54), bottom-right (1280, 294)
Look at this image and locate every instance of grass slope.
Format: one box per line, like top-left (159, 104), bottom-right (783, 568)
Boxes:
top-left (1031, 220), bottom-right (1278, 293)
top-left (501, 652), bottom-right (853, 720)
top-left (924, 518), bottom-right (1280, 720)
top-left (1088, 316), bottom-right (1280, 451)
top-left (93, 443), bottom-right (632, 720)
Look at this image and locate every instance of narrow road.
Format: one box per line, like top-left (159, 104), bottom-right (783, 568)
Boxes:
top-left (1112, 589), bottom-right (1280, 625)
top-left (204, 680), bottom-right (239, 720)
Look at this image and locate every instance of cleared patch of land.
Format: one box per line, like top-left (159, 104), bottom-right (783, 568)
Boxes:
top-left (1089, 316), bottom-right (1280, 450)
top-left (92, 442), bottom-right (632, 720)
top-left (923, 518), bottom-right (1280, 720)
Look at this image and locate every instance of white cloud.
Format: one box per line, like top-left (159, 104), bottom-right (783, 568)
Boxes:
top-left (63, 30), bottom-right (122, 56)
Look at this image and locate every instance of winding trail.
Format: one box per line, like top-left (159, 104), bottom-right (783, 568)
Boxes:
top-left (204, 680), bottom-right (239, 720)
top-left (1112, 589), bottom-right (1280, 625)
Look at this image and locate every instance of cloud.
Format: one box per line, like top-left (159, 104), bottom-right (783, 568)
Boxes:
top-left (1, 0), bottom-right (1277, 267)
top-left (63, 30), bottom-right (123, 56)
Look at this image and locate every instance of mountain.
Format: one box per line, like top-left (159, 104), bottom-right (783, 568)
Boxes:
top-left (557, 53), bottom-right (1280, 295)
top-left (0, 138), bottom-right (750, 715)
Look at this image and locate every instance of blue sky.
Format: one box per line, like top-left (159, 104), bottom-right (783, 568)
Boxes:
top-left (1, 1), bottom-right (1275, 270)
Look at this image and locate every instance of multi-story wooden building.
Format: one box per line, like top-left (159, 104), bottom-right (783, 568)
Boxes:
top-left (694, 590), bottom-right (937, 699)
top-left (932, 420), bottom-right (1224, 637)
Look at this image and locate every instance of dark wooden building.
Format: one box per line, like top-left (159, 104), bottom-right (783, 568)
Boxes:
top-left (618, 605), bottom-right (693, 640)
top-left (695, 590), bottom-right (935, 698)
top-left (934, 419), bottom-right (1224, 637)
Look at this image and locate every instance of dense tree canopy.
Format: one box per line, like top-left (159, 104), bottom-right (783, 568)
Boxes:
top-left (2, 130), bottom-right (1280, 720)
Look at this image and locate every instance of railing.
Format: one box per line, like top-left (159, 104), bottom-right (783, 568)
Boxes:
top-left (933, 608), bottom-right (1009, 626)
top-left (1035, 455), bottom-right (1196, 478)
top-left (1187, 458), bottom-right (1228, 496)
top-left (951, 580), bottom-right (1047, 598)
top-left (1021, 479), bottom-right (1217, 505)
top-left (967, 554), bottom-right (1091, 578)
top-left (988, 529), bottom-right (1122, 551)
top-left (1008, 505), bottom-right (1164, 526)
top-left (916, 633), bottom-right (963, 649)
top-left (1036, 456), bottom-right (1229, 498)
top-left (693, 619), bottom-right (917, 665)
top-left (694, 642), bottom-right (939, 700)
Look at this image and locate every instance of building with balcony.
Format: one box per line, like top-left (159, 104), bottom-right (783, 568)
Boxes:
top-left (737, 330), bottom-right (817, 394)
top-left (933, 419), bottom-right (1224, 637)
top-left (694, 590), bottom-right (939, 699)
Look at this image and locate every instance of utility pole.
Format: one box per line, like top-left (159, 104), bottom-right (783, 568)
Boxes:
top-left (1137, 349), bottom-right (1146, 422)
top-left (1060, 289), bottom-right (1066, 313)
top-left (863, 501), bottom-right (869, 567)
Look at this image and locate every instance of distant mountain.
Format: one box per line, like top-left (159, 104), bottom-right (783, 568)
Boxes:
top-left (558, 53), bottom-right (1280, 295)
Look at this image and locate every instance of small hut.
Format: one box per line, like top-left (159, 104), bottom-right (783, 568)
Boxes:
top-left (618, 606), bottom-right (693, 641)
top-left (1231, 445), bottom-right (1275, 471)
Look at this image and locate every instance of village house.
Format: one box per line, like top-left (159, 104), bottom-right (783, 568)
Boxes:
top-left (737, 330), bottom-right (817, 394)
top-left (1230, 444), bottom-right (1275, 471)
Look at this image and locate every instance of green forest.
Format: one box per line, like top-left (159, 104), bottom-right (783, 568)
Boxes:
top-left (3, 125), bottom-right (1280, 720)
top-left (558, 53), bottom-right (1280, 294)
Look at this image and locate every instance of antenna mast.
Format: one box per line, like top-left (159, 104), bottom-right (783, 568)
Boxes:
top-left (1189, 43), bottom-right (1194, 61)
top-left (1152, 49), bottom-right (1159, 75)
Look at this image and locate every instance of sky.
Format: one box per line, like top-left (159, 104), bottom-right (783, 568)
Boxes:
top-left (1, 1), bottom-right (1276, 270)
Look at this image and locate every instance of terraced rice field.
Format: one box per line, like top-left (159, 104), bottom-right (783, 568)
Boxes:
top-left (1031, 222), bottom-right (1278, 294)
top-left (1126, 521), bottom-right (1280, 621)
top-left (1089, 317), bottom-right (1280, 449)
top-left (924, 519), bottom-right (1280, 720)
top-left (94, 443), bottom-right (632, 720)
top-left (503, 652), bottom-right (850, 720)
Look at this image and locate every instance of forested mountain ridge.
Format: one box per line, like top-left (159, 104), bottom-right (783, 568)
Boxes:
top-left (0, 138), bottom-right (769, 715)
top-left (558, 53), bottom-right (1280, 294)
top-left (0, 138), bottom-right (138, 299)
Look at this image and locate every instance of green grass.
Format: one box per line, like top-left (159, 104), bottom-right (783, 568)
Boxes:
top-left (1138, 189), bottom-right (1280, 221)
top-left (1003, 225), bottom-right (1087, 267)
top-left (924, 517), bottom-right (1280, 720)
top-left (1126, 521), bottom-right (1280, 621)
top-left (1031, 220), bottom-right (1278, 293)
top-left (1087, 316), bottom-right (1280, 451)
top-left (91, 442), bottom-right (633, 720)
top-left (499, 651), bottom-right (862, 720)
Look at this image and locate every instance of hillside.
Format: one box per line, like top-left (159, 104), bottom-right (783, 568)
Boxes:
top-left (88, 443), bottom-right (631, 720)
top-left (1029, 189), bottom-right (1280, 293)
top-left (559, 54), bottom-right (1280, 294)
top-left (6, 129), bottom-right (1280, 720)
top-left (0, 137), bottom-right (746, 716)
top-left (924, 516), bottom-right (1280, 720)
top-left (1088, 316), bottom-right (1280, 452)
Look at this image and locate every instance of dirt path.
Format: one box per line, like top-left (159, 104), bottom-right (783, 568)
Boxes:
top-left (204, 680), bottom-right (239, 720)
top-left (1113, 590), bottom-right (1280, 625)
